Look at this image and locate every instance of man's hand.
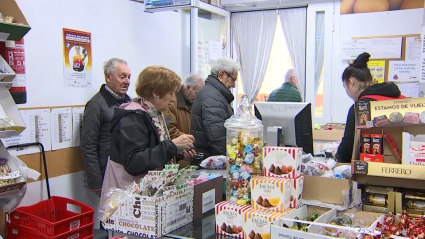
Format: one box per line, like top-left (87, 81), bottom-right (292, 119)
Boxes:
top-left (182, 149), bottom-right (196, 160)
top-left (91, 187), bottom-right (102, 197)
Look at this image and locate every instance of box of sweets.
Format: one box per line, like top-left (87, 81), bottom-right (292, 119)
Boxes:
top-left (102, 187), bottom-right (194, 238)
top-left (243, 208), bottom-right (291, 239)
top-left (290, 176), bottom-right (304, 208)
top-left (263, 146), bottom-right (302, 178)
top-left (251, 176), bottom-right (292, 212)
top-left (215, 201), bottom-right (251, 238)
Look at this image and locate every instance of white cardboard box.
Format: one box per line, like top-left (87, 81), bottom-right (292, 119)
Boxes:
top-left (272, 209), bottom-right (384, 239)
top-left (102, 186), bottom-right (194, 238)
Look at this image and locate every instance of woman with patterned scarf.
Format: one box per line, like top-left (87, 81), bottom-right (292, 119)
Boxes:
top-left (99, 66), bottom-right (195, 206)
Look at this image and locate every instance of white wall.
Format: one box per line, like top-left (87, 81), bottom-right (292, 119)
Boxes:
top-left (333, 8), bottom-right (424, 123)
top-left (14, 0), bottom-right (190, 227)
top-left (17, 0), bottom-right (190, 107)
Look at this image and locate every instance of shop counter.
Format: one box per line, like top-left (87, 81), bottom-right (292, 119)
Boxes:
top-left (110, 210), bottom-right (232, 239)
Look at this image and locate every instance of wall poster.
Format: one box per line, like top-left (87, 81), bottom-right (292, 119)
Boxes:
top-left (62, 28), bottom-right (92, 88)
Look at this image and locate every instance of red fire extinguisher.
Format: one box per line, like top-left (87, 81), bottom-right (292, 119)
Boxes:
top-left (0, 39), bottom-right (27, 104)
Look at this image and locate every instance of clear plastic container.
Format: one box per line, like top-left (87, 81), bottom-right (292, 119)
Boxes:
top-left (224, 95), bottom-right (263, 205)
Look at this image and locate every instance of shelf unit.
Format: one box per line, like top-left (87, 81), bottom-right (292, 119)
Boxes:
top-left (0, 0), bottom-right (31, 214)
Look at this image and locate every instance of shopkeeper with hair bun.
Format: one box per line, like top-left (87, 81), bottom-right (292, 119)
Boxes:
top-left (335, 52), bottom-right (406, 163)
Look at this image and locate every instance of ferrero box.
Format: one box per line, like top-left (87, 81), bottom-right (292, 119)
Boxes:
top-left (102, 186), bottom-right (194, 238)
top-left (251, 176), bottom-right (292, 212)
top-left (215, 201), bottom-right (251, 238)
top-left (355, 97), bottom-right (425, 128)
top-left (263, 146), bottom-right (302, 179)
top-left (290, 176), bottom-right (304, 208)
top-left (244, 208), bottom-right (292, 239)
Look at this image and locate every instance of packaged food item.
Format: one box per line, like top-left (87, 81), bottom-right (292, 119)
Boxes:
top-left (383, 134), bottom-right (401, 161)
top-left (403, 112), bottom-right (420, 124)
top-left (405, 191), bottom-right (425, 200)
top-left (215, 201), bottom-right (251, 238)
top-left (200, 155), bottom-right (226, 169)
top-left (282, 211), bottom-right (319, 232)
top-left (173, 165), bottom-right (198, 185)
top-left (361, 134), bottom-right (372, 154)
top-left (98, 187), bottom-right (132, 223)
top-left (363, 193), bottom-right (387, 206)
top-left (365, 185), bottom-right (393, 194)
top-left (371, 134), bottom-right (383, 155)
top-left (244, 208), bottom-right (285, 239)
top-left (290, 176), bottom-right (304, 208)
top-left (389, 112), bottom-right (404, 123)
top-left (224, 96), bottom-right (263, 204)
top-left (0, 158), bottom-right (14, 186)
top-left (251, 176), bottom-right (292, 212)
top-left (367, 213), bottom-right (425, 238)
top-left (373, 115), bottom-right (390, 127)
top-left (406, 200), bottom-right (425, 210)
top-left (263, 146), bottom-right (302, 179)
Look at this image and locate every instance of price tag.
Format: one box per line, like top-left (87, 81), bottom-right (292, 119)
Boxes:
top-left (202, 189), bottom-right (215, 214)
top-left (354, 161), bottom-right (368, 175)
top-left (0, 171), bottom-right (22, 180)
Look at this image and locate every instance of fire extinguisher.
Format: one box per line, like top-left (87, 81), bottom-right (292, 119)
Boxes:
top-left (0, 39), bottom-right (27, 104)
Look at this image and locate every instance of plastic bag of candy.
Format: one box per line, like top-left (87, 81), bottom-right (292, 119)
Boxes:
top-left (99, 188), bottom-right (132, 223)
top-left (301, 158), bottom-right (337, 177)
top-left (200, 155), bottom-right (226, 169)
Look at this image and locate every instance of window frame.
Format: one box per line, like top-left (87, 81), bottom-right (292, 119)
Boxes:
top-left (305, 2), bottom-right (336, 125)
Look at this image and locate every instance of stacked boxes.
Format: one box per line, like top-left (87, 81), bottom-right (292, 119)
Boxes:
top-left (216, 146), bottom-right (306, 238)
top-left (251, 176), bottom-right (292, 212)
top-left (215, 201), bottom-right (251, 238)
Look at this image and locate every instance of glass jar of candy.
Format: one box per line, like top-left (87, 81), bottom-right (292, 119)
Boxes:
top-left (224, 95), bottom-right (263, 205)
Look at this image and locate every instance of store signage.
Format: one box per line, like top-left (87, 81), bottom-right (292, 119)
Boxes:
top-left (353, 161), bottom-right (368, 175)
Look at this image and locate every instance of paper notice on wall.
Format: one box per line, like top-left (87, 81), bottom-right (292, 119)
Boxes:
top-left (2, 110), bottom-right (28, 156)
top-left (208, 40), bottom-right (221, 60)
top-left (26, 109), bottom-right (51, 154)
top-left (406, 37), bottom-right (422, 62)
top-left (62, 28), bottom-right (92, 88)
top-left (51, 108), bottom-right (73, 150)
top-left (341, 38), bottom-right (402, 60)
top-left (421, 26), bottom-right (425, 82)
top-left (396, 82), bottom-right (419, 98)
top-left (367, 60), bottom-right (386, 83)
top-left (388, 61), bottom-right (420, 82)
top-left (72, 107), bottom-right (84, 147)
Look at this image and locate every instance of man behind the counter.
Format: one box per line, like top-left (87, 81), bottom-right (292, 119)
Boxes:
top-left (164, 74), bottom-right (204, 167)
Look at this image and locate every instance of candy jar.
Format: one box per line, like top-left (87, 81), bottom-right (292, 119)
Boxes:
top-left (224, 95), bottom-right (263, 205)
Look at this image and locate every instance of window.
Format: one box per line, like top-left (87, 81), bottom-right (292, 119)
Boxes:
top-left (237, 18), bottom-right (294, 104)
top-left (315, 69), bottom-right (324, 117)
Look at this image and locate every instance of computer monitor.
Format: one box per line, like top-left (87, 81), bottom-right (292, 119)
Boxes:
top-left (254, 102), bottom-right (313, 154)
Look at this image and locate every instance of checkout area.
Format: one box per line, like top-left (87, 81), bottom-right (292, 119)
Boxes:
top-left (106, 102), bottom-right (345, 239)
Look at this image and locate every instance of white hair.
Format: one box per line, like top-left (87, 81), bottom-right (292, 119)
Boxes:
top-left (285, 69), bottom-right (296, 83)
top-left (210, 57), bottom-right (241, 77)
top-left (183, 74), bottom-right (204, 88)
top-left (103, 58), bottom-right (128, 76)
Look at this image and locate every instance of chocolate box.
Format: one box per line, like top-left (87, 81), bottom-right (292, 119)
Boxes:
top-left (102, 186), bottom-right (194, 238)
top-left (263, 146), bottom-right (302, 179)
top-left (290, 176), bottom-right (304, 208)
top-left (251, 176), bottom-right (292, 212)
top-left (215, 201), bottom-right (251, 238)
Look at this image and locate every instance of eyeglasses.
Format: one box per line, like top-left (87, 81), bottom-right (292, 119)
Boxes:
top-left (223, 71), bottom-right (237, 82)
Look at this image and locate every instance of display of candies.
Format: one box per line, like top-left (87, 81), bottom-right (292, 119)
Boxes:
top-left (226, 131), bottom-right (263, 204)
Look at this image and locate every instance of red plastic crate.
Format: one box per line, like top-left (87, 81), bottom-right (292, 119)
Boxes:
top-left (7, 222), bottom-right (94, 239)
top-left (8, 196), bottom-right (94, 237)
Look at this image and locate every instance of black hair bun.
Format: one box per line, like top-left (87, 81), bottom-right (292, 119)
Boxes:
top-left (352, 52), bottom-right (371, 68)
